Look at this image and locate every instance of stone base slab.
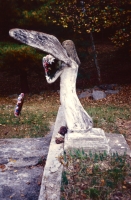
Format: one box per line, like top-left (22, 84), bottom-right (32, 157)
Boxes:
top-left (106, 133), bottom-right (131, 155)
top-left (64, 128), bottom-right (110, 153)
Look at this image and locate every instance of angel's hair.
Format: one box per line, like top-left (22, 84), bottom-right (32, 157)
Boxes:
top-left (62, 40), bottom-right (81, 66)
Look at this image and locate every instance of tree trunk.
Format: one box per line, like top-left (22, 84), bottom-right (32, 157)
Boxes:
top-left (20, 69), bottom-right (30, 93)
top-left (90, 32), bottom-right (101, 82)
top-left (80, 1), bottom-right (101, 82)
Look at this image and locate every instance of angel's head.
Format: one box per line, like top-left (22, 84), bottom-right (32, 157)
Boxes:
top-left (62, 40), bottom-right (81, 66)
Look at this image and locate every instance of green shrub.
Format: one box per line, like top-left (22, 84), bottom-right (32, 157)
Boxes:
top-left (0, 42), bottom-right (44, 74)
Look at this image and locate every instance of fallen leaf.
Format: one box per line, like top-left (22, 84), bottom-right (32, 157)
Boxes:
top-left (9, 158), bottom-right (16, 163)
top-left (26, 182), bottom-right (30, 185)
top-left (100, 179), bottom-right (105, 186)
top-left (37, 181), bottom-right (41, 186)
top-left (0, 164), bottom-right (6, 170)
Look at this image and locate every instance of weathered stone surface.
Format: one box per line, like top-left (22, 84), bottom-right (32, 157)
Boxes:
top-left (99, 84), bottom-right (118, 90)
top-left (0, 134), bottom-right (52, 168)
top-left (105, 133), bottom-right (131, 155)
top-left (0, 132), bottom-right (52, 200)
top-left (64, 128), bottom-right (110, 153)
top-left (78, 90), bottom-right (92, 99)
top-left (92, 90), bottom-right (106, 100)
top-left (105, 89), bottom-right (119, 95)
top-left (64, 130), bottom-right (131, 156)
top-left (77, 84), bottom-right (120, 101)
top-left (38, 106), bottom-right (66, 200)
top-left (0, 166), bottom-right (43, 200)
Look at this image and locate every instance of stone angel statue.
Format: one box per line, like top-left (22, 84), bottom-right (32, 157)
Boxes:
top-left (9, 29), bottom-right (93, 134)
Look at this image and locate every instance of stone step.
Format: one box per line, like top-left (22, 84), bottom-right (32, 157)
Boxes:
top-left (38, 106), bottom-right (65, 200)
top-left (0, 133), bottom-right (52, 200)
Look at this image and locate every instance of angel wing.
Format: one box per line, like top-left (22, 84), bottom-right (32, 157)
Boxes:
top-left (9, 28), bottom-right (71, 65)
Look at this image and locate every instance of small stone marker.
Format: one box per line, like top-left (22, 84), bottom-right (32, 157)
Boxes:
top-left (78, 90), bottom-right (92, 99)
top-left (92, 90), bottom-right (106, 100)
top-left (105, 89), bottom-right (119, 95)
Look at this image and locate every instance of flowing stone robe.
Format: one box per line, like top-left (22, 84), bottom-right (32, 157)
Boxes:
top-left (44, 56), bottom-right (93, 133)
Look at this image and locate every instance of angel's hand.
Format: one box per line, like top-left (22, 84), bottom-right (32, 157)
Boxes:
top-left (43, 62), bottom-right (50, 75)
top-left (42, 54), bottom-right (55, 75)
top-left (43, 54), bottom-right (55, 65)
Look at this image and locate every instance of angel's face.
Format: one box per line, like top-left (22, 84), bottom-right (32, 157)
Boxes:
top-left (43, 54), bottom-right (55, 67)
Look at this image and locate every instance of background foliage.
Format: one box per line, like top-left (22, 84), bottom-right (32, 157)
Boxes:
top-left (48, 0), bottom-right (131, 47)
top-left (0, 0), bottom-right (131, 93)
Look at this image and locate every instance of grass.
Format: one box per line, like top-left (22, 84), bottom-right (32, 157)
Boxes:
top-left (0, 105), bottom-right (50, 138)
top-left (0, 93), bottom-right (59, 138)
top-left (0, 87), bottom-right (131, 200)
top-left (0, 85), bottom-right (131, 138)
top-left (86, 105), bottom-right (131, 133)
top-left (60, 150), bottom-right (131, 200)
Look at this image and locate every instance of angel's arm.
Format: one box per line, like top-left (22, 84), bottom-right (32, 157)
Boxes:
top-left (45, 69), bottom-right (63, 84)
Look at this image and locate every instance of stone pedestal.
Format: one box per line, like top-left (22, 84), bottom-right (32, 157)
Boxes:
top-left (64, 128), bottom-right (110, 153)
top-left (38, 108), bottom-right (131, 200)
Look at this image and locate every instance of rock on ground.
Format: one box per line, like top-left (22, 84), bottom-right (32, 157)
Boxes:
top-left (92, 90), bottom-right (107, 100)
